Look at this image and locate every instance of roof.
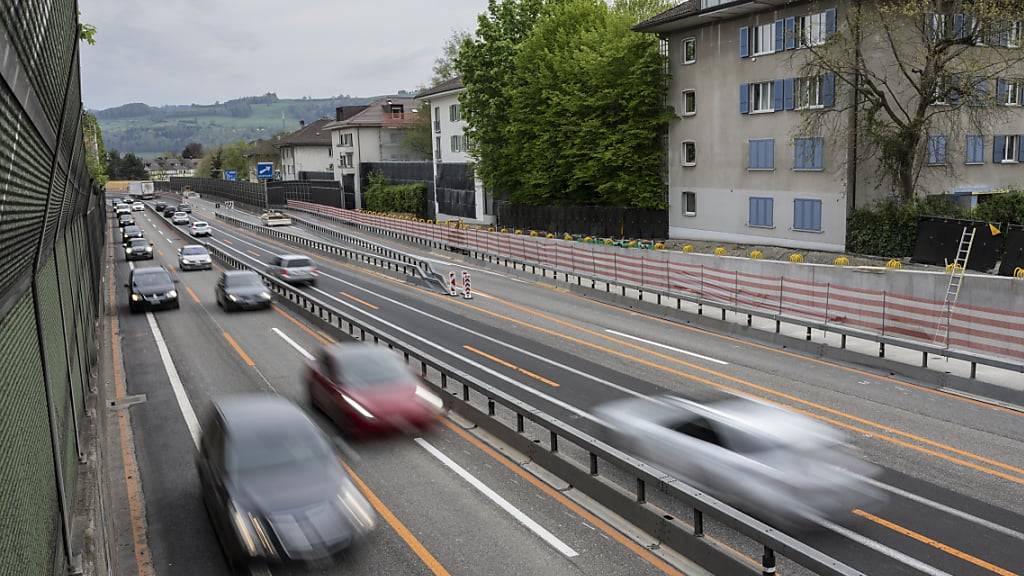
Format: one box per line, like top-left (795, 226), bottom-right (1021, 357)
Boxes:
top-left (415, 77), bottom-right (464, 99)
top-left (325, 97), bottom-right (420, 129)
top-left (275, 118), bottom-right (334, 148)
top-left (633, 1), bottom-right (699, 31)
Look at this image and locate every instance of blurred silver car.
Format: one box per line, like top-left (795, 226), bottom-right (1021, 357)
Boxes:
top-left (267, 255), bottom-right (317, 286)
top-left (594, 394), bottom-right (883, 528)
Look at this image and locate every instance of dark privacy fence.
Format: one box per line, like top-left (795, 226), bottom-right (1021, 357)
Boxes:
top-left (361, 161), bottom-right (436, 219)
top-left (0, 4), bottom-right (106, 575)
top-left (912, 217), bottom-right (1023, 275)
top-left (168, 176), bottom-right (267, 208)
top-left (496, 202), bottom-right (670, 239)
top-left (436, 163), bottom-right (476, 219)
top-left (267, 180), bottom-right (343, 208)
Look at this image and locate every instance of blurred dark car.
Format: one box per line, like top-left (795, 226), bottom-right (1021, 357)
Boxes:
top-left (155, 201), bottom-right (167, 211)
top-left (163, 206), bottom-right (177, 217)
top-left (593, 394), bottom-right (883, 528)
top-left (196, 395), bottom-right (376, 572)
top-left (121, 225), bottom-right (144, 246)
top-left (307, 344), bottom-right (444, 436)
top-left (125, 266), bottom-right (178, 312)
top-left (124, 238), bottom-right (154, 261)
top-left (217, 270), bottom-right (272, 311)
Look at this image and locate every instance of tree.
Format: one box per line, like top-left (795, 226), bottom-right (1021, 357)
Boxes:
top-left (457, 0), bottom-right (547, 199)
top-left (402, 102), bottom-right (434, 158)
top-left (800, 0), bottom-right (1024, 202)
top-left (119, 153), bottom-right (148, 179)
top-left (82, 112), bottom-right (108, 184)
top-left (181, 142), bottom-right (204, 159)
top-left (106, 150), bottom-right (122, 179)
top-left (432, 30), bottom-right (471, 84)
top-left (197, 141), bottom-right (250, 179)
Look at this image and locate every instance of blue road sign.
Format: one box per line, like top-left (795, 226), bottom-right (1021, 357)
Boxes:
top-left (256, 162), bottom-right (274, 180)
top-left (224, 170), bottom-right (237, 182)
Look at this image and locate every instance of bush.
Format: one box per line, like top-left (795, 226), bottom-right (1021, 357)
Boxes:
top-left (846, 196), bottom-right (965, 257)
top-left (362, 171), bottom-right (426, 216)
top-left (973, 190), bottom-right (1024, 225)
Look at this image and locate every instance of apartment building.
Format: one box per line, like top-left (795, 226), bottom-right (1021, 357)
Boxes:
top-left (415, 77), bottom-right (493, 224)
top-left (636, 0), bottom-right (1024, 251)
top-left (326, 98), bottom-right (421, 207)
top-left (276, 118), bottom-right (334, 181)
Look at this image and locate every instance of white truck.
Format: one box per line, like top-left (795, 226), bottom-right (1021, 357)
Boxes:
top-left (128, 181), bottom-right (156, 200)
top-left (260, 211), bottom-right (292, 227)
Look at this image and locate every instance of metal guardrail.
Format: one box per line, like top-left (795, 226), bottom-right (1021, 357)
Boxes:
top-left (202, 240), bottom-right (864, 576)
top-left (212, 212), bottom-right (450, 294)
top-left (286, 205), bottom-right (1024, 377)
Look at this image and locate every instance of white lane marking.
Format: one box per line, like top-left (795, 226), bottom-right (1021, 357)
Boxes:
top-left (145, 312), bottom-right (202, 448)
top-left (814, 517), bottom-right (953, 576)
top-left (208, 232), bottom-right (649, 403)
top-left (851, 473), bottom-right (1024, 542)
top-left (167, 237), bottom-right (175, 244)
top-left (414, 437), bottom-right (578, 557)
top-left (128, 261), bottom-right (135, 271)
top-left (604, 330), bottom-right (728, 366)
top-left (272, 327), bottom-right (314, 360)
top-left (158, 229), bottom-right (164, 235)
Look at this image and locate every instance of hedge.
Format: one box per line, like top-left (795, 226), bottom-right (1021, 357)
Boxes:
top-left (363, 171), bottom-right (426, 216)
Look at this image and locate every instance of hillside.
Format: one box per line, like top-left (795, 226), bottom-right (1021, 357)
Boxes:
top-left (92, 92), bottom-right (413, 155)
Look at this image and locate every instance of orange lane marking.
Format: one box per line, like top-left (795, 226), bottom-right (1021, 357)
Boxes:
top-left (247, 249), bottom-right (262, 258)
top-left (853, 509), bottom-right (1018, 576)
top-left (157, 250), bottom-right (164, 258)
top-left (107, 225), bottom-right (155, 576)
top-left (463, 345), bottom-right (560, 388)
top-left (340, 291), bottom-right (379, 310)
top-left (185, 285), bottom-right (200, 304)
top-left (221, 238), bottom-right (232, 245)
top-left (222, 330), bottom-right (255, 367)
top-left (272, 305), bottom-right (333, 346)
top-left (442, 420), bottom-right (688, 575)
top-left (340, 460), bottom-right (451, 576)
top-left (441, 295), bottom-right (1024, 482)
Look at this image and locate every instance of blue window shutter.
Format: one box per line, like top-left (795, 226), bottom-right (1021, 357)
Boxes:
top-left (785, 17), bottom-right (796, 49)
top-left (813, 137), bottom-right (824, 169)
top-left (1018, 135), bottom-right (1024, 162)
top-left (794, 138), bottom-right (805, 169)
top-left (749, 198), bottom-right (758, 225)
top-left (740, 26), bottom-right (749, 58)
top-left (740, 83), bottom-right (750, 114)
top-left (766, 198), bottom-right (774, 227)
top-left (773, 79), bottom-right (784, 111)
top-left (825, 8), bottom-right (837, 36)
top-left (998, 79), bottom-right (1008, 103)
top-left (794, 199), bottom-right (822, 231)
top-left (937, 135), bottom-right (946, 163)
top-left (784, 78), bottom-right (795, 110)
top-left (811, 200), bottom-right (822, 231)
top-left (766, 139), bottom-right (775, 169)
top-left (822, 73), bottom-right (835, 107)
top-left (748, 140), bottom-right (757, 169)
top-left (794, 200), bottom-right (806, 230)
top-left (775, 20), bottom-right (784, 52)
top-left (954, 14), bottom-right (965, 39)
top-left (966, 135), bottom-right (983, 164)
top-left (994, 135), bottom-right (1006, 162)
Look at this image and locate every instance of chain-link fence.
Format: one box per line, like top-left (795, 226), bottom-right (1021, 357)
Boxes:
top-left (0, 3), bottom-right (105, 575)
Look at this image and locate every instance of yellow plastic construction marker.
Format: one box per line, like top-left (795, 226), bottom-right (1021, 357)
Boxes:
top-left (989, 223), bottom-right (1001, 236)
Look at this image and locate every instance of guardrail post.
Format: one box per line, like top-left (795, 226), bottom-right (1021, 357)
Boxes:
top-left (922, 351), bottom-right (928, 368)
top-left (549, 431), bottom-right (558, 453)
top-left (421, 361), bottom-right (427, 377)
top-left (589, 452), bottom-right (598, 475)
top-left (970, 362), bottom-right (977, 379)
top-left (879, 342), bottom-right (885, 358)
top-left (841, 334), bottom-right (847, 349)
top-left (440, 373), bottom-right (448, 390)
top-left (805, 326), bottom-right (811, 341)
top-left (462, 383), bottom-right (470, 401)
top-left (761, 546), bottom-right (776, 576)
top-left (516, 413), bottom-right (524, 433)
top-left (636, 478), bottom-right (646, 503)
top-left (693, 509), bottom-right (704, 537)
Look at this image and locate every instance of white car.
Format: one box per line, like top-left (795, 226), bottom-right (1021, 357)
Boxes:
top-left (189, 221), bottom-right (211, 237)
top-left (260, 211), bottom-right (292, 227)
top-left (171, 211), bottom-right (190, 225)
top-left (178, 245), bottom-right (212, 271)
top-left (131, 201), bottom-right (145, 212)
top-left (115, 203), bottom-right (131, 216)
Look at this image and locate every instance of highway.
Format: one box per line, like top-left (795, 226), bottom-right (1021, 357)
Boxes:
top-left (113, 195), bottom-right (1024, 576)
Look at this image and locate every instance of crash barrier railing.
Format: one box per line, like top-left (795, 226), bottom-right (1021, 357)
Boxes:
top-left (212, 212), bottom-right (450, 294)
top-left (286, 201), bottom-right (1024, 377)
top-left (204, 241), bottom-right (865, 576)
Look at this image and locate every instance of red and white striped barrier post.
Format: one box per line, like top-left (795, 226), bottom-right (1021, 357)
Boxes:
top-left (462, 270), bottom-right (472, 299)
top-left (448, 271), bottom-right (457, 296)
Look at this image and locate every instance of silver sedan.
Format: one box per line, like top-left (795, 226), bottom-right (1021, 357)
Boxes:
top-left (593, 394), bottom-right (883, 528)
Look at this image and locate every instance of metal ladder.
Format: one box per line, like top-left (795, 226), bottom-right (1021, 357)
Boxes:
top-left (934, 226), bottom-right (975, 346)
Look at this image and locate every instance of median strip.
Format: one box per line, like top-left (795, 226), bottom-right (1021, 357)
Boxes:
top-left (222, 330), bottom-right (255, 367)
top-left (464, 345), bottom-right (560, 388)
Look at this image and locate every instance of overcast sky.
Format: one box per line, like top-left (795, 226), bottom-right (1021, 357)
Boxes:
top-left (79, 0), bottom-right (484, 110)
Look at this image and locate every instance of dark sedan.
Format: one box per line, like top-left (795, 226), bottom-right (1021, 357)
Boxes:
top-left (118, 214), bottom-right (135, 228)
top-left (197, 395), bottom-right (376, 572)
top-left (163, 206), bottom-right (177, 217)
top-left (155, 201), bottom-right (167, 211)
top-left (216, 270), bottom-right (272, 311)
top-left (125, 266), bottom-right (178, 312)
top-left (121, 225), bottom-right (144, 246)
top-left (124, 238), bottom-right (154, 261)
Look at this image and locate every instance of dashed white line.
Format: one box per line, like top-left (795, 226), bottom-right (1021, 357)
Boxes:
top-left (272, 327), bottom-right (314, 360)
top-left (604, 330), bottom-right (728, 365)
top-left (414, 437), bottom-right (578, 558)
top-left (166, 237), bottom-right (173, 244)
top-left (158, 229), bottom-right (164, 235)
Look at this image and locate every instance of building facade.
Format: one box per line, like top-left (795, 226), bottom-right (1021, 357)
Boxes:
top-left (276, 118), bottom-right (334, 181)
top-left (637, 0), bottom-right (1024, 251)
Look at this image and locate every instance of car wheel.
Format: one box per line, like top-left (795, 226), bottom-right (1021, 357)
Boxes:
top-left (172, 300), bottom-right (180, 310)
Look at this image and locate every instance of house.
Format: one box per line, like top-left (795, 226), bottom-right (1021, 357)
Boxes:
top-left (145, 157), bottom-right (198, 180)
top-left (635, 1), bottom-right (1024, 251)
top-left (276, 118), bottom-right (334, 181)
top-left (325, 97), bottom-right (422, 208)
top-left (415, 77), bottom-right (493, 224)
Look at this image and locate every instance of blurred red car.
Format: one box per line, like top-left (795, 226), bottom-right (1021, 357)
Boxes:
top-left (308, 344), bottom-right (444, 435)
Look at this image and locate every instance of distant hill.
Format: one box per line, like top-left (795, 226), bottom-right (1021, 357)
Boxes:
top-left (91, 91), bottom-right (416, 155)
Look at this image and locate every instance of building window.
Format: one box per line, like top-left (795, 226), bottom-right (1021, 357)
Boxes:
top-left (748, 197), bottom-right (774, 228)
top-left (748, 139), bottom-right (775, 170)
top-left (793, 199), bottom-right (822, 232)
top-left (752, 23), bottom-right (775, 55)
top-left (1010, 21), bottom-right (1022, 48)
top-left (449, 104), bottom-right (462, 122)
top-left (997, 135), bottom-right (1020, 163)
top-left (336, 133), bottom-right (353, 147)
top-left (927, 13), bottom-right (946, 40)
top-left (795, 76), bottom-right (824, 109)
top-left (681, 90), bottom-right (696, 116)
top-left (682, 38), bottom-right (696, 64)
top-left (451, 134), bottom-right (469, 153)
top-left (682, 192), bottom-right (696, 216)
top-left (751, 81), bottom-right (774, 113)
top-left (966, 135), bottom-right (985, 165)
top-left (999, 79), bottom-right (1021, 106)
top-left (926, 135), bottom-right (947, 165)
top-left (435, 137), bottom-right (442, 161)
top-left (794, 137), bottom-right (824, 170)
top-left (800, 11), bottom-right (829, 46)
top-left (681, 141), bottom-right (696, 166)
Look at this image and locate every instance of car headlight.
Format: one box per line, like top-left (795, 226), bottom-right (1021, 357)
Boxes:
top-left (130, 294), bottom-right (141, 302)
top-left (229, 504), bottom-right (258, 556)
top-left (227, 294), bottom-right (238, 302)
top-left (145, 246), bottom-right (152, 252)
top-left (167, 290), bottom-right (178, 298)
top-left (337, 481), bottom-right (376, 531)
top-left (415, 385), bottom-right (444, 410)
top-left (260, 291), bottom-right (272, 300)
top-left (125, 248), bottom-right (132, 254)
top-left (341, 394), bottom-right (375, 420)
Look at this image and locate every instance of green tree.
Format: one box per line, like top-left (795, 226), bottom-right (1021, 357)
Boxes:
top-left (181, 142), bottom-right (204, 159)
top-left (197, 141), bottom-right (251, 179)
top-left (106, 150), bottom-right (123, 179)
top-left (402, 102), bottom-right (434, 158)
top-left (432, 30), bottom-right (471, 84)
top-left (82, 112), bottom-right (108, 184)
top-left (120, 153), bottom-right (148, 179)
top-left (197, 148), bottom-right (223, 178)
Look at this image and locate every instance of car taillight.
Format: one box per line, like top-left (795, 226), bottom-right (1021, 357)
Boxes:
top-left (281, 269), bottom-right (289, 276)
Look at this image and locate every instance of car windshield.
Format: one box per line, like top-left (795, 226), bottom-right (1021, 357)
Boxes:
top-left (133, 271), bottom-right (171, 288)
top-left (226, 425), bottom-right (331, 474)
top-left (129, 239), bottom-right (149, 247)
top-left (284, 257), bottom-right (311, 268)
top-left (225, 273), bottom-right (263, 288)
top-left (336, 350), bottom-right (409, 388)
top-left (192, 221), bottom-right (208, 227)
top-left (180, 246), bottom-right (207, 256)
top-left (173, 212), bottom-right (186, 217)
top-left (123, 226), bottom-right (140, 234)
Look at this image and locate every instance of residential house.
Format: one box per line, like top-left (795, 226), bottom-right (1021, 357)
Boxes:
top-left (276, 118), bottom-right (334, 181)
top-left (144, 156), bottom-right (198, 181)
top-left (636, 1), bottom-right (1024, 251)
top-left (415, 77), bottom-right (493, 224)
top-left (326, 97), bottom-right (422, 208)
